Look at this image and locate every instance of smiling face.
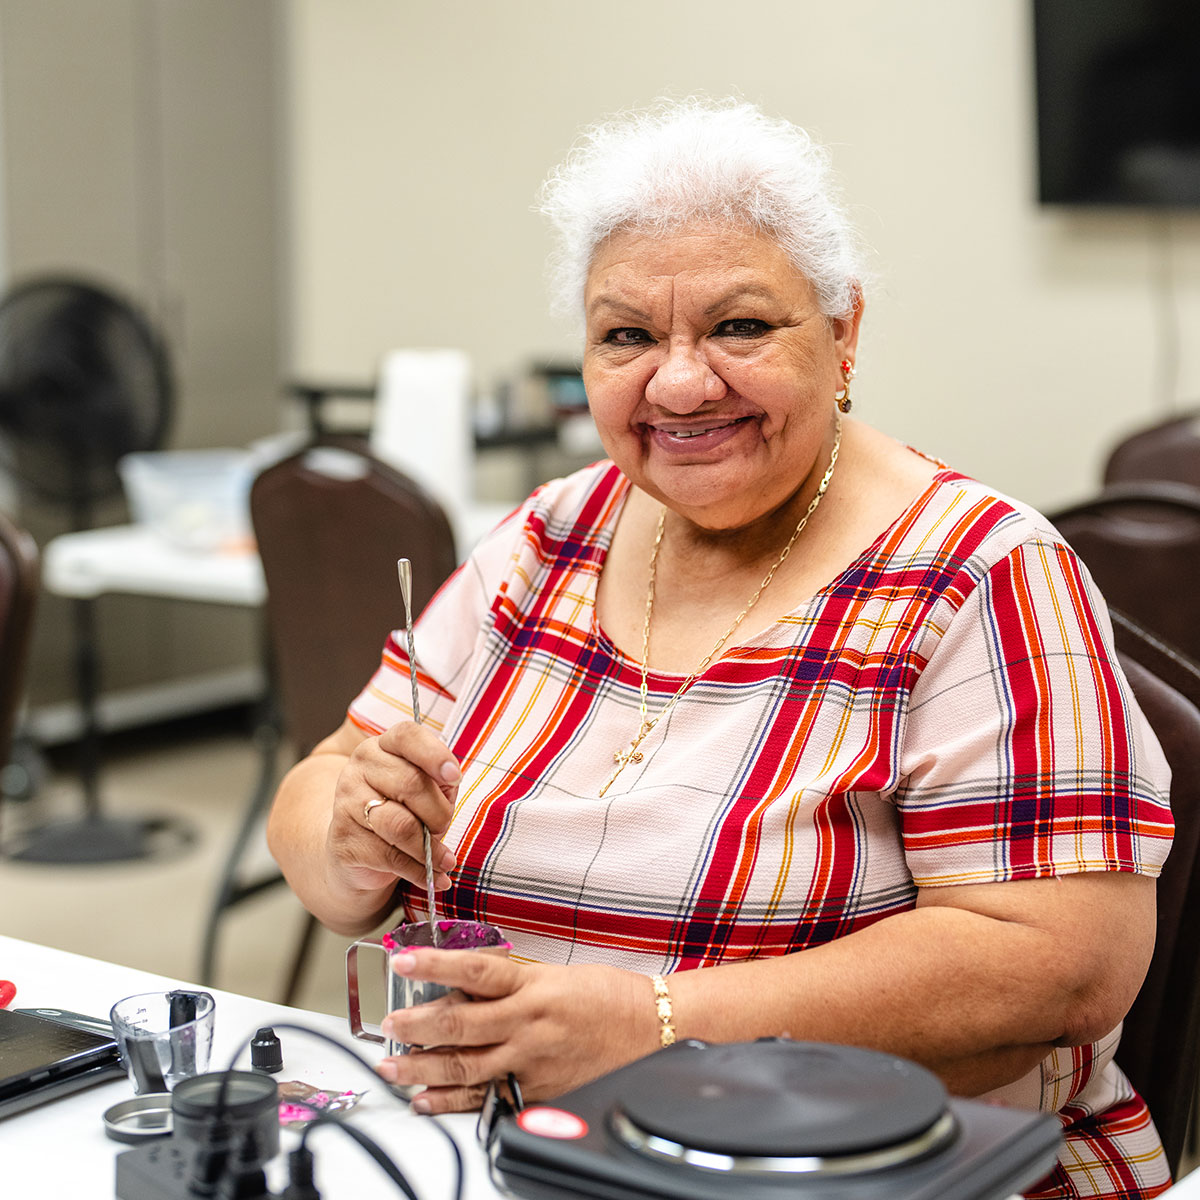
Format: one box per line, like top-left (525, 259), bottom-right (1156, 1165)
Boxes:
top-left (582, 221), bottom-right (860, 533)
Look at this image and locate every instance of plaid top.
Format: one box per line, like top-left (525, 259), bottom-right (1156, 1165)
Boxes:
top-left (349, 460), bottom-right (1174, 1198)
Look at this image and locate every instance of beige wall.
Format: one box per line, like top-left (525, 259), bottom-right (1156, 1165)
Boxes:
top-left (282, 0), bottom-right (1200, 513)
top-left (0, 0), bottom-right (282, 710)
top-left (0, 0), bottom-right (283, 450)
top-left (4, 0), bottom-right (1199, 717)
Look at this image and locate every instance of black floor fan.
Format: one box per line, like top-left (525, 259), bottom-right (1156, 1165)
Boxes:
top-left (0, 276), bottom-right (189, 863)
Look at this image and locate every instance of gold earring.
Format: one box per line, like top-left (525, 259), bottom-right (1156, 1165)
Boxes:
top-left (836, 359), bottom-right (855, 413)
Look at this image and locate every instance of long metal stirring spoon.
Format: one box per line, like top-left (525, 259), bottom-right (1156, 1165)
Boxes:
top-left (397, 558), bottom-right (440, 946)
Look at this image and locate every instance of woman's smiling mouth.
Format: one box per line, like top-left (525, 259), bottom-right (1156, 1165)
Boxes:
top-left (647, 415), bottom-right (756, 453)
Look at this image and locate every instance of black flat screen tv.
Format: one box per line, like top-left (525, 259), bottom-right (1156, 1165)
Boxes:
top-left (1033, 0), bottom-right (1200, 207)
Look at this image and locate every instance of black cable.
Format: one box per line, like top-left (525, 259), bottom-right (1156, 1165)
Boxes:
top-left (215, 1019), bottom-right (465, 1200)
top-left (278, 1144), bottom-right (320, 1200)
top-left (297, 1114), bottom-right (421, 1200)
top-left (218, 1129), bottom-right (271, 1200)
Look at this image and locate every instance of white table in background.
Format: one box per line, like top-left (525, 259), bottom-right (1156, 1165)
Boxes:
top-left (43, 525), bottom-right (265, 606)
top-left (0, 935), bottom-right (496, 1199)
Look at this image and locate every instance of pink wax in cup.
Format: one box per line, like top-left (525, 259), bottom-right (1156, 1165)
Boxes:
top-left (347, 919), bottom-right (510, 1058)
top-left (382, 919), bottom-right (510, 953)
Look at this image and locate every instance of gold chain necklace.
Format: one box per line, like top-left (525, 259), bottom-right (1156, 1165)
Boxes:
top-left (599, 411), bottom-right (843, 798)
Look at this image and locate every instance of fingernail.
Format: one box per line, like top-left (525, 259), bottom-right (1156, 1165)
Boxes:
top-left (377, 1060), bottom-right (398, 1083)
top-left (391, 951), bottom-right (416, 974)
top-left (381, 1017), bottom-right (394, 1039)
top-left (440, 761), bottom-right (461, 784)
top-left (412, 1094), bottom-right (432, 1114)
top-left (438, 846), bottom-right (457, 870)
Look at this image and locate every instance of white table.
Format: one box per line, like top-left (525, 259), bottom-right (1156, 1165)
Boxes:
top-left (0, 935), bottom-right (498, 1199)
top-left (1172, 1167), bottom-right (1200, 1196)
top-left (43, 525), bottom-right (266, 606)
top-left (5, 935), bottom-right (1194, 1200)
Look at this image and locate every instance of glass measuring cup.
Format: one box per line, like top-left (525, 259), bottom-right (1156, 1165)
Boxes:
top-left (109, 990), bottom-right (215, 1094)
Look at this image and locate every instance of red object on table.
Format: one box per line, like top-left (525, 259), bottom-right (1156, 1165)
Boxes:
top-left (0, 980), bottom-right (16, 1008)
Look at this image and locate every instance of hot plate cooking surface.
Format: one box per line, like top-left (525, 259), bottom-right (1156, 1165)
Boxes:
top-left (613, 1040), bottom-right (948, 1159)
top-left (492, 1039), bottom-right (1064, 1200)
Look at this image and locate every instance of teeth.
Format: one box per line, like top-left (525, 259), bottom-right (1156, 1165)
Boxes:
top-left (663, 422), bottom-right (731, 438)
top-left (657, 416), bottom-right (748, 439)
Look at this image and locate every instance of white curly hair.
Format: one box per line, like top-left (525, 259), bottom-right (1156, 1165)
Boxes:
top-left (537, 96), bottom-right (866, 323)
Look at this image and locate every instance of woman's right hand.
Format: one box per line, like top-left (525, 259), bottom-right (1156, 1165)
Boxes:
top-left (323, 720), bottom-right (461, 900)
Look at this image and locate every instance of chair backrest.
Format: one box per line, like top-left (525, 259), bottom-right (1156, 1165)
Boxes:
top-left (250, 439), bottom-right (458, 758)
top-left (0, 509), bottom-right (39, 768)
top-left (1111, 609), bottom-right (1200, 714)
top-left (1112, 645), bottom-right (1200, 1177)
top-left (1048, 483), bottom-right (1200, 666)
top-left (1104, 411), bottom-right (1200, 490)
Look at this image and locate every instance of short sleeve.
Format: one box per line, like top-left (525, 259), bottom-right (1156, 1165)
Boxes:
top-left (346, 508), bottom-right (525, 738)
top-left (897, 535), bottom-right (1173, 886)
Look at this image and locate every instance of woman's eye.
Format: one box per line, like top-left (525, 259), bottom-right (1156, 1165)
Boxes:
top-left (603, 327), bottom-right (653, 346)
top-left (715, 318), bottom-right (769, 338)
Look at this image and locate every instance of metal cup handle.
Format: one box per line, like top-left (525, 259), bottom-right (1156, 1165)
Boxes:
top-left (345, 938), bottom-right (385, 1045)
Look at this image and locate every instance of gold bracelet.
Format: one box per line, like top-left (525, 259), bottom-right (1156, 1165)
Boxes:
top-left (651, 974), bottom-right (676, 1047)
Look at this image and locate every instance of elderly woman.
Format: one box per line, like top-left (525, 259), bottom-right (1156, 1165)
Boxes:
top-left (267, 100), bottom-right (1173, 1198)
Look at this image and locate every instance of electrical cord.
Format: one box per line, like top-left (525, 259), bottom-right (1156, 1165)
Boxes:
top-left (277, 1144), bottom-right (320, 1200)
top-left (292, 1115), bottom-right (421, 1200)
top-left (212, 1020), bottom-right (464, 1200)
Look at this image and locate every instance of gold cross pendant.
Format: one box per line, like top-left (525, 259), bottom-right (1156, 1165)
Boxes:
top-left (599, 727), bottom-right (651, 798)
top-left (597, 761), bottom-right (627, 798)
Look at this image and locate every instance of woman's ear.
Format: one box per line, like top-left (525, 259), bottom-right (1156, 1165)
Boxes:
top-left (830, 284), bottom-right (864, 357)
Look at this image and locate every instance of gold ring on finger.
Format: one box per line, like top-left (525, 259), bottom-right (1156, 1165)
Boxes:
top-left (364, 798), bottom-right (390, 829)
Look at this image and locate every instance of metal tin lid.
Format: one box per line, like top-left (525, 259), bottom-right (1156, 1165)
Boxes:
top-left (103, 1093), bottom-right (173, 1143)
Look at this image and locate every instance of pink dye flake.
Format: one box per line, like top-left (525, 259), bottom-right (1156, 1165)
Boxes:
top-left (277, 1080), bottom-right (364, 1129)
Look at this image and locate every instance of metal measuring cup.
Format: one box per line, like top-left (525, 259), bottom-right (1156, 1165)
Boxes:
top-left (346, 919), bottom-right (510, 1057)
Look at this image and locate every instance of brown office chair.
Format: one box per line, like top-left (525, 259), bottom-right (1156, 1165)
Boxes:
top-left (1104, 411), bottom-right (1200, 490)
top-left (1048, 483), bottom-right (1200, 667)
top-left (1112, 609), bottom-right (1200, 715)
top-left (199, 439), bottom-right (458, 1002)
top-left (0, 509), bottom-right (39, 841)
top-left (1111, 632), bottom-right (1200, 1178)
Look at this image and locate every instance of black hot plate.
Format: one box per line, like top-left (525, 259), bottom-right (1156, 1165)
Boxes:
top-left (491, 1039), bottom-right (1061, 1200)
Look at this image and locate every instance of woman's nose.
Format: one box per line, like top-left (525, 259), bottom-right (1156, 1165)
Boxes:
top-left (645, 341), bottom-right (727, 411)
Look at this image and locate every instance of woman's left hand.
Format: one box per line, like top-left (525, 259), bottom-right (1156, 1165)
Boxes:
top-left (375, 949), bottom-right (655, 1112)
